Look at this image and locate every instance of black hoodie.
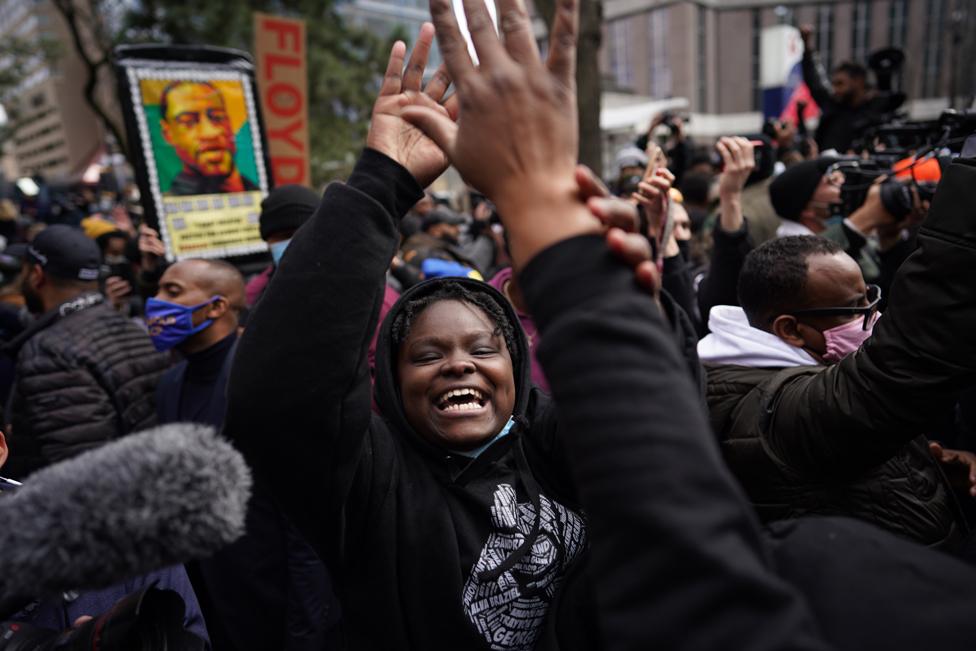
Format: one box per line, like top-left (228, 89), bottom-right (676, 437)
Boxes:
top-left (229, 150), bottom-right (879, 651)
top-left (226, 150), bottom-right (589, 651)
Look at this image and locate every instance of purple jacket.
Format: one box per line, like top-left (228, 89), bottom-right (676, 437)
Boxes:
top-left (488, 267), bottom-right (549, 393)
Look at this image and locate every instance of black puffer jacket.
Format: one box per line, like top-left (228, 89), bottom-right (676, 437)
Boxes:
top-left (4, 293), bottom-right (168, 479)
top-left (708, 364), bottom-right (959, 548)
top-left (702, 157), bottom-right (976, 550)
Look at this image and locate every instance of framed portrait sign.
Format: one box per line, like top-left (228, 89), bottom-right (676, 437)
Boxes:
top-left (115, 45), bottom-right (273, 263)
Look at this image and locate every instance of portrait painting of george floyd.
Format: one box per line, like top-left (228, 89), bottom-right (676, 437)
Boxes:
top-left (140, 78), bottom-right (261, 196)
top-left (120, 66), bottom-right (269, 261)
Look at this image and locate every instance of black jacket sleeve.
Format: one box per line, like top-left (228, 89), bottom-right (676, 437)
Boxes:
top-left (660, 253), bottom-right (699, 331)
top-left (225, 149), bottom-right (422, 544)
top-left (801, 49), bottom-right (834, 110)
top-left (876, 235), bottom-right (915, 307)
top-left (696, 221), bottom-right (753, 330)
top-left (768, 159), bottom-right (976, 473)
top-left (8, 336), bottom-right (120, 476)
top-left (520, 235), bottom-right (828, 651)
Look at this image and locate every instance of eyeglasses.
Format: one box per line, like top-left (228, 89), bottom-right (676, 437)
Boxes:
top-left (790, 284), bottom-right (882, 331)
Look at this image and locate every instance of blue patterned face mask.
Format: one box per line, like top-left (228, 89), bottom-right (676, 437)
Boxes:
top-left (145, 296), bottom-right (219, 352)
top-left (269, 239), bottom-right (291, 267)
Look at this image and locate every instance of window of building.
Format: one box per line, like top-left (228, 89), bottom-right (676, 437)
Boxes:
top-left (607, 18), bottom-right (634, 90)
top-left (648, 8), bottom-right (671, 98)
top-left (816, 4), bottom-right (834, 69)
top-left (751, 8), bottom-right (761, 111)
top-left (922, 0), bottom-right (945, 97)
top-left (888, 0), bottom-right (908, 47)
top-left (851, 0), bottom-right (872, 64)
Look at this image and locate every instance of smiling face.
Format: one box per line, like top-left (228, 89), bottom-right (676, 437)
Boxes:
top-left (161, 82), bottom-right (236, 178)
top-left (397, 299), bottom-right (516, 451)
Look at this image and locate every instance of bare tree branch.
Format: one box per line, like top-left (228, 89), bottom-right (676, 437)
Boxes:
top-left (49, 0), bottom-right (129, 158)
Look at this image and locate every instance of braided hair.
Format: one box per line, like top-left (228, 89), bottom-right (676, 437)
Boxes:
top-left (390, 282), bottom-right (519, 366)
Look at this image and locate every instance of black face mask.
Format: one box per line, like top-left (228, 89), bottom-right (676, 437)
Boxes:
top-left (676, 239), bottom-right (691, 262)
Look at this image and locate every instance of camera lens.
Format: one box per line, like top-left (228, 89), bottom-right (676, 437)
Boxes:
top-left (879, 179), bottom-right (912, 220)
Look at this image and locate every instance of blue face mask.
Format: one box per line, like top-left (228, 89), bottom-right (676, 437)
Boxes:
top-left (269, 239), bottom-right (291, 267)
top-left (452, 417), bottom-right (515, 459)
top-left (145, 296), bottom-right (219, 352)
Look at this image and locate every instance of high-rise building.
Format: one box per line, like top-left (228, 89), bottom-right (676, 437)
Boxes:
top-left (338, 0), bottom-right (444, 69)
top-left (0, 0), bottom-right (105, 183)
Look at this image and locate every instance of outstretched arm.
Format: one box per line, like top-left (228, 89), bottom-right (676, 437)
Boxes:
top-left (406, 1), bottom-right (828, 648)
top-left (697, 137), bottom-right (757, 323)
top-left (799, 25), bottom-right (833, 109)
top-left (225, 28), bottom-right (454, 546)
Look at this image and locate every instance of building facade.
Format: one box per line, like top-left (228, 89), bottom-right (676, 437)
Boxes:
top-left (338, 0), bottom-right (444, 69)
top-left (599, 0), bottom-right (974, 137)
top-left (0, 0), bottom-right (105, 183)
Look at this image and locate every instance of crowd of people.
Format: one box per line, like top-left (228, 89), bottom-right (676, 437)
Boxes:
top-left (0, 3), bottom-right (975, 650)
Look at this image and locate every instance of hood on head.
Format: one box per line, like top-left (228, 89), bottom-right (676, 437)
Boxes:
top-left (373, 276), bottom-right (532, 453)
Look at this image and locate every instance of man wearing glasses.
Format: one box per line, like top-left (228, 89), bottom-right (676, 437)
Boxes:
top-left (698, 228), bottom-right (973, 553)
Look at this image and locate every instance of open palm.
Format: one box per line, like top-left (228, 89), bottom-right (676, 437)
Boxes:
top-left (366, 23), bottom-right (457, 189)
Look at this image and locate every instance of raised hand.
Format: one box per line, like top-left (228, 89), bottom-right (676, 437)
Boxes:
top-left (402, 0), bottom-right (599, 267)
top-left (716, 136), bottom-right (756, 199)
top-left (632, 167), bottom-right (675, 237)
top-left (138, 224), bottom-right (167, 271)
top-left (366, 23), bottom-right (458, 188)
top-left (575, 165), bottom-right (660, 303)
top-left (716, 136), bottom-right (755, 233)
top-left (799, 24), bottom-right (814, 51)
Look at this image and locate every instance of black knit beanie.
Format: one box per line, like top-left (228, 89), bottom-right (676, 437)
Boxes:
top-left (769, 157), bottom-right (836, 222)
top-left (259, 185), bottom-right (320, 241)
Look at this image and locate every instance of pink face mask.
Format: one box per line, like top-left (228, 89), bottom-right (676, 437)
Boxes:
top-left (822, 313), bottom-right (880, 363)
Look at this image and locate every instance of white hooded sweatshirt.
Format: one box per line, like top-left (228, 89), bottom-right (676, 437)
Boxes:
top-left (697, 305), bottom-right (820, 368)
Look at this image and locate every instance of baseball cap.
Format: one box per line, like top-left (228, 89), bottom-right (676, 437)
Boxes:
top-left (26, 225), bottom-right (102, 281)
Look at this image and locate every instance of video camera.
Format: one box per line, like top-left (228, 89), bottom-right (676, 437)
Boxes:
top-left (828, 158), bottom-right (937, 220)
top-left (0, 588), bottom-right (205, 651)
top-left (831, 108), bottom-right (976, 219)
